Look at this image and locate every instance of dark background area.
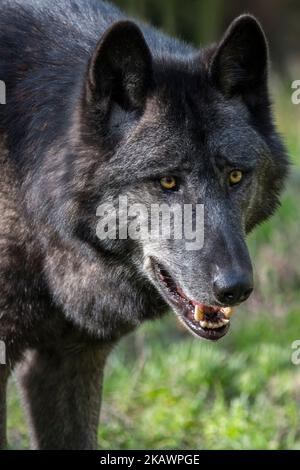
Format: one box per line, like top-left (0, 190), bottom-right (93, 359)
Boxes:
top-left (115, 0), bottom-right (300, 77)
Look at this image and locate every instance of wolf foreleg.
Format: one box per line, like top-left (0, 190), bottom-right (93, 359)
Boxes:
top-left (17, 345), bottom-right (109, 450)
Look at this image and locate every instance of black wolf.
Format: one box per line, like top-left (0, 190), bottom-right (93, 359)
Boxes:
top-left (0, 0), bottom-right (288, 449)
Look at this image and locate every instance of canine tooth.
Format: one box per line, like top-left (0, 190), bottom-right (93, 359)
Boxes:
top-left (222, 307), bottom-right (234, 318)
top-left (200, 320), bottom-right (208, 329)
top-left (194, 305), bottom-right (205, 321)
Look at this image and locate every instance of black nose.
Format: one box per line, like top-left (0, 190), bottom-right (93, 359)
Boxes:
top-left (213, 271), bottom-right (253, 306)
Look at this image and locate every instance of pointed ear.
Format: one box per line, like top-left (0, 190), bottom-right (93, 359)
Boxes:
top-left (210, 15), bottom-right (268, 96)
top-left (87, 21), bottom-right (153, 111)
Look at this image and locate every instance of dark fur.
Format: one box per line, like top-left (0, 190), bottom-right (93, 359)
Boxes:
top-left (0, 0), bottom-right (288, 449)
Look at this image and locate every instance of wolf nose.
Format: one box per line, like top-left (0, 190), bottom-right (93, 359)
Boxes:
top-left (213, 272), bottom-right (253, 306)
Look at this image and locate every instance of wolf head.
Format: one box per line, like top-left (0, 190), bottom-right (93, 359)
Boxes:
top-left (46, 15), bottom-right (288, 341)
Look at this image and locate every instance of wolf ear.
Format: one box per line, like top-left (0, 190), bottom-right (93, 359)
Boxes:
top-left (210, 15), bottom-right (268, 96)
top-left (87, 21), bottom-right (153, 111)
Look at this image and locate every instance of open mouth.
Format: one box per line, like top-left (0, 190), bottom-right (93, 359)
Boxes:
top-left (149, 259), bottom-right (233, 341)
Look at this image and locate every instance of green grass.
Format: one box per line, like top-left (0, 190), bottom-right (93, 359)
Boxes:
top-left (7, 89), bottom-right (300, 449)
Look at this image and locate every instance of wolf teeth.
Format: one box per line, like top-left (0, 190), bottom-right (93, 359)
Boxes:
top-left (194, 305), bottom-right (205, 321)
top-left (199, 318), bottom-right (229, 330)
top-left (195, 304), bottom-right (231, 329)
top-left (221, 307), bottom-right (234, 318)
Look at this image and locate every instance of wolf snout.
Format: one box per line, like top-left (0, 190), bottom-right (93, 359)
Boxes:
top-left (213, 270), bottom-right (254, 306)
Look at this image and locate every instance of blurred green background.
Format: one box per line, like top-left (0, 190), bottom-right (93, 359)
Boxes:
top-left (8, 0), bottom-right (300, 450)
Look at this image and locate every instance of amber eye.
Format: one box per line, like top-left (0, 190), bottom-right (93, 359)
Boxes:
top-left (160, 176), bottom-right (177, 190)
top-left (229, 170), bottom-right (243, 186)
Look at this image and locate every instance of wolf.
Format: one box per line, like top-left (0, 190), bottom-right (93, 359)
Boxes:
top-left (0, 0), bottom-right (288, 450)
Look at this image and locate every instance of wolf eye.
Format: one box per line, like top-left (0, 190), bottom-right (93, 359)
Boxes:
top-left (229, 170), bottom-right (243, 186)
top-left (160, 176), bottom-right (178, 191)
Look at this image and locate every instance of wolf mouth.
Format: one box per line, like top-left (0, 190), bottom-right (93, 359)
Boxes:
top-left (148, 258), bottom-right (232, 341)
